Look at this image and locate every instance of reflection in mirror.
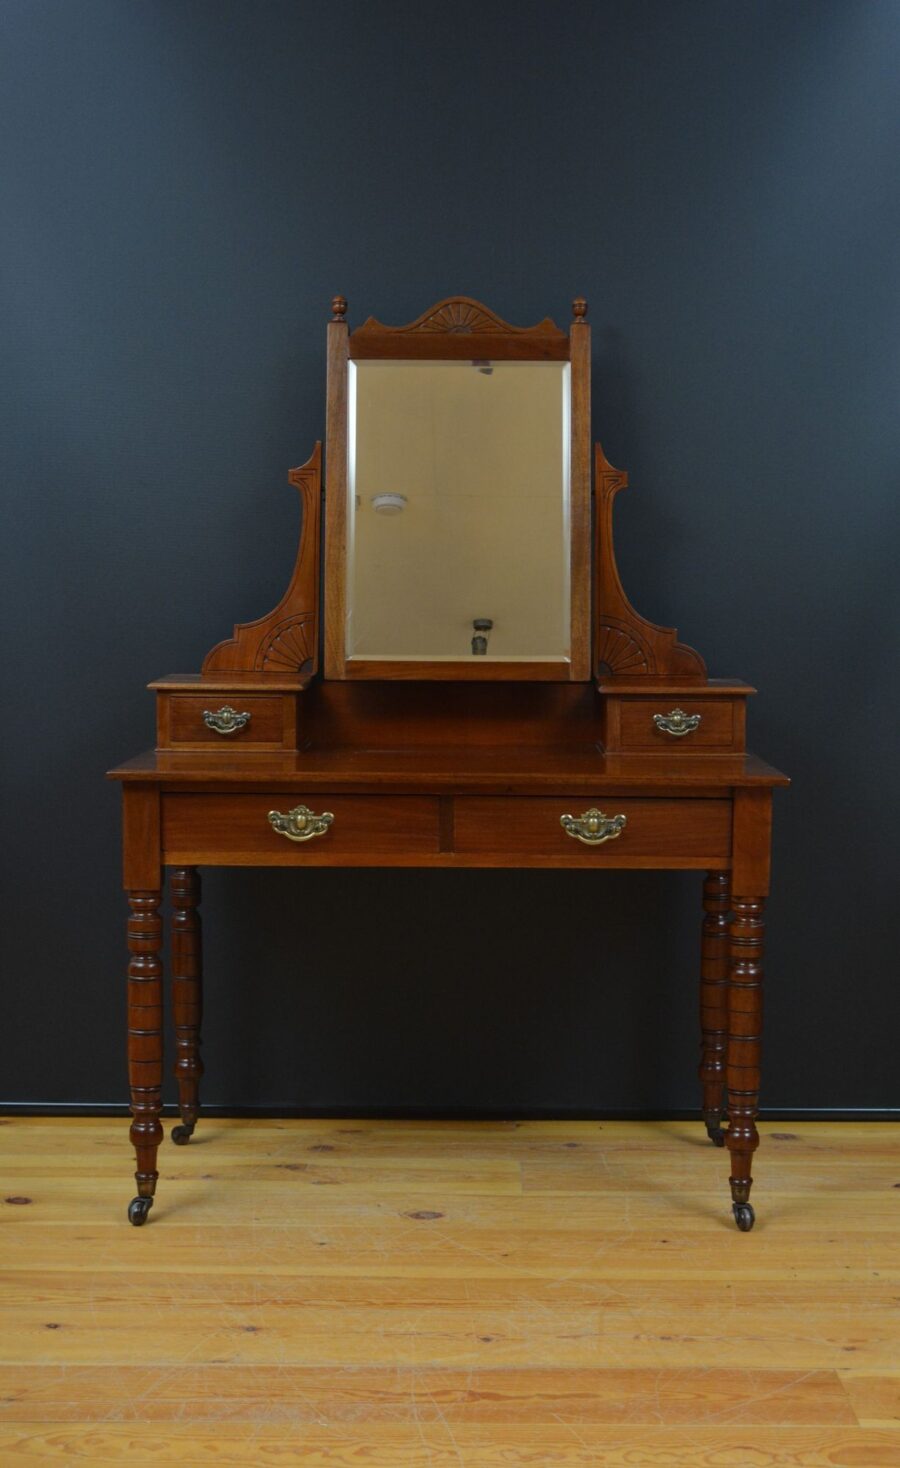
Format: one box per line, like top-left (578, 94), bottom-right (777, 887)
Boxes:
top-left (346, 360), bottom-right (571, 662)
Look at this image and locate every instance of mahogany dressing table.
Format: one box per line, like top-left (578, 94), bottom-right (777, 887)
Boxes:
top-left (109, 296), bottom-right (788, 1231)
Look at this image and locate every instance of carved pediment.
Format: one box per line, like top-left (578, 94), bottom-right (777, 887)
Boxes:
top-left (347, 296), bottom-right (570, 360)
top-left (354, 296), bottom-right (566, 339)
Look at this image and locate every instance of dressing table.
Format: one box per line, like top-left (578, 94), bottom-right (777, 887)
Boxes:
top-left (109, 295), bottom-right (788, 1231)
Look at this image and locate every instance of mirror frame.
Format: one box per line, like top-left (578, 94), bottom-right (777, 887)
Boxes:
top-left (324, 295), bottom-right (590, 681)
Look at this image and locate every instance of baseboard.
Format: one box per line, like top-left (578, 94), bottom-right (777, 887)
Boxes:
top-left (1, 1102), bottom-right (898, 1121)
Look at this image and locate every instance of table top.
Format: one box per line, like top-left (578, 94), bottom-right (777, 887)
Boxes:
top-left (108, 745), bottom-right (790, 794)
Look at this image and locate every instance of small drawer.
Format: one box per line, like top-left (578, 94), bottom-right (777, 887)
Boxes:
top-left (453, 797), bottom-right (731, 867)
top-left (162, 793), bottom-right (440, 865)
top-left (157, 693), bottom-right (297, 751)
top-left (603, 696), bottom-right (746, 753)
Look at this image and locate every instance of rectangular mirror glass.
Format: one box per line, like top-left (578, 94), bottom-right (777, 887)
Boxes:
top-left (346, 359), bottom-right (571, 663)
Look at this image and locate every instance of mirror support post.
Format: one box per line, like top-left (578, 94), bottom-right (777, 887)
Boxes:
top-left (324, 296), bottom-right (350, 679)
top-left (569, 298), bottom-right (592, 680)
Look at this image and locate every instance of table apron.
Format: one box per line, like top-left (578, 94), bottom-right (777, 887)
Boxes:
top-left (159, 791), bottom-right (733, 869)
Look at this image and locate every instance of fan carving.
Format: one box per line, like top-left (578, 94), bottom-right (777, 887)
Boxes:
top-left (595, 622), bottom-right (652, 676)
top-left (406, 299), bottom-right (522, 335)
top-left (257, 615), bottom-right (315, 673)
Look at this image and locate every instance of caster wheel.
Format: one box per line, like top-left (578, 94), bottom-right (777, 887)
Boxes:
top-left (732, 1202), bottom-right (755, 1232)
top-left (171, 1123), bottom-right (194, 1145)
top-left (703, 1112), bottom-right (726, 1148)
top-left (128, 1196), bottom-right (153, 1227)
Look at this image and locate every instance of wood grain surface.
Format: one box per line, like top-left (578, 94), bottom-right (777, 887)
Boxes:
top-left (0, 1118), bottom-right (897, 1464)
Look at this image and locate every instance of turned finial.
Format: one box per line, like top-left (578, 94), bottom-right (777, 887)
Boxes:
top-left (572, 297), bottom-right (588, 322)
top-left (331, 295), bottom-right (347, 322)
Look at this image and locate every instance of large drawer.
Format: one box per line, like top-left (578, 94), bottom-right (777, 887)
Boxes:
top-left (453, 797), bottom-right (732, 867)
top-left (162, 793), bottom-right (440, 865)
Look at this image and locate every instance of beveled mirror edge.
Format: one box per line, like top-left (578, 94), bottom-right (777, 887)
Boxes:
top-left (324, 296), bottom-right (592, 683)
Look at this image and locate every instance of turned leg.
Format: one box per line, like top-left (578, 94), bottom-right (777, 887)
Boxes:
top-left (127, 889), bottom-right (164, 1225)
top-left (171, 867), bottom-right (203, 1145)
top-left (699, 871), bottom-right (731, 1146)
top-left (725, 895), bottom-right (765, 1232)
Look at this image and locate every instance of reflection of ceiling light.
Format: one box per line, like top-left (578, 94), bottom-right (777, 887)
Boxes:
top-left (371, 493), bottom-right (407, 515)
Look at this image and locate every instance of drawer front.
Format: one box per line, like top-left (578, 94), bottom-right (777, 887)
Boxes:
top-left (158, 694), bottom-right (296, 750)
top-left (454, 797), bottom-right (731, 867)
top-left (612, 698), bottom-right (742, 752)
top-left (162, 793), bottom-right (440, 865)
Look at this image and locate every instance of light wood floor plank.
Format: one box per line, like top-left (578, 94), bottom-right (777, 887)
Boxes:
top-left (0, 1362), bottom-right (862, 1421)
top-left (840, 1369), bottom-right (900, 1428)
top-left (1, 1423), bottom-right (900, 1466)
top-left (0, 1281), bottom-right (896, 1370)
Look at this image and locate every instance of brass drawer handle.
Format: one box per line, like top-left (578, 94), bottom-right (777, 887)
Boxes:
top-left (560, 808), bottom-right (627, 845)
top-left (203, 705), bottom-right (251, 735)
top-left (268, 804), bottom-right (334, 843)
top-left (653, 707), bottom-right (701, 738)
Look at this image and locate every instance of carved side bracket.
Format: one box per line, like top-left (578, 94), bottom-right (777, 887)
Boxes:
top-left (202, 442), bottom-right (321, 678)
top-left (594, 443), bottom-right (706, 682)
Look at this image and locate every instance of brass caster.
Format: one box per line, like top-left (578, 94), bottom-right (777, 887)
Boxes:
top-left (128, 1196), bottom-right (153, 1227)
top-left (732, 1202), bottom-right (755, 1232)
top-left (171, 1123), bottom-right (195, 1145)
top-left (703, 1110), bottom-right (726, 1147)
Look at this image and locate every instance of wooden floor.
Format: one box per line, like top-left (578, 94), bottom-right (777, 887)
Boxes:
top-left (0, 1118), bottom-right (898, 1465)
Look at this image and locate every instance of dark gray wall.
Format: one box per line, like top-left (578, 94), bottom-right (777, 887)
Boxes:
top-left (3, 0), bottom-right (898, 1113)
